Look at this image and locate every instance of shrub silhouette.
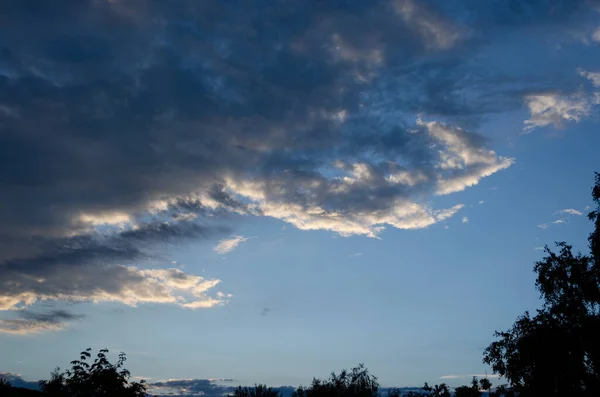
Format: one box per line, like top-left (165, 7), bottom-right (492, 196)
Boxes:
top-left (292, 364), bottom-right (379, 397)
top-left (39, 348), bottom-right (147, 397)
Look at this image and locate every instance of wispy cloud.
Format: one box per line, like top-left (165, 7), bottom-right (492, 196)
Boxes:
top-left (462, 216), bottom-right (469, 224)
top-left (478, 200), bottom-right (485, 205)
top-left (538, 219), bottom-right (565, 229)
top-left (556, 208), bottom-right (583, 216)
top-left (538, 207), bottom-right (585, 229)
top-left (213, 236), bottom-right (248, 255)
top-left (440, 374), bottom-right (501, 380)
top-left (350, 253), bottom-right (363, 257)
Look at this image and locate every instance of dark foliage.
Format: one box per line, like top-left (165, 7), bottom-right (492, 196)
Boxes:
top-left (0, 378), bottom-right (41, 397)
top-left (230, 384), bottom-right (282, 397)
top-left (292, 364), bottom-right (379, 397)
top-left (453, 378), bottom-right (480, 397)
top-left (400, 382), bottom-right (451, 397)
top-left (484, 172), bottom-right (600, 397)
top-left (38, 348), bottom-right (147, 397)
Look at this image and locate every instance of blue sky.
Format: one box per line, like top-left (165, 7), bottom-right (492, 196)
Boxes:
top-left (1, 0), bottom-right (600, 394)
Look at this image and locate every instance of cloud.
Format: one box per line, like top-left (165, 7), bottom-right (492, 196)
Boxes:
top-left (0, 220), bottom-right (229, 319)
top-left (1, 0), bottom-right (597, 315)
top-left (393, 0), bottom-right (465, 50)
top-left (538, 219), bottom-right (565, 229)
top-left (213, 236), bottom-right (248, 255)
top-left (439, 374), bottom-right (501, 380)
top-left (523, 69), bottom-right (600, 132)
top-left (537, 207), bottom-right (585, 230)
top-left (0, 310), bottom-right (83, 335)
top-left (462, 216), bottom-right (469, 224)
top-left (0, 264), bottom-right (227, 313)
top-left (350, 253), bottom-right (363, 257)
top-left (478, 200), bottom-right (484, 205)
top-left (593, 27), bottom-right (600, 43)
top-left (557, 208), bottom-right (583, 216)
top-left (523, 93), bottom-right (597, 131)
top-left (580, 69), bottom-right (600, 87)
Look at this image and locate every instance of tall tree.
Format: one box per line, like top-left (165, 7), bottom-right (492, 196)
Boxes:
top-left (483, 173), bottom-right (600, 397)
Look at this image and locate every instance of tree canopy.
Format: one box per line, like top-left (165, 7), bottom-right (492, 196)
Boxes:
top-left (483, 172), bottom-right (600, 397)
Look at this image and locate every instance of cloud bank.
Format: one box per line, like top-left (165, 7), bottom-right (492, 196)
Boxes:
top-left (1, 0), bottom-right (599, 329)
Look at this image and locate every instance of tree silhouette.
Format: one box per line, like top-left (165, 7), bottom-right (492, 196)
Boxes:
top-left (453, 377), bottom-right (480, 397)
top-left (230, 384), bottom-right (281, 397)
top-left (489, 384), bottom-right (516, 397)
top-left (292, 364), bottom-right (379, 397)
top-left (1, 377), bottom-right (12, 390)
top-left (478, 378), bottom-right (491, 396)
top-left (483, 173), bottom-right (600, 397)
top-left (401, 382), bottom-right (451, 397)
top-left (39, 348), bottom-right (147, 397)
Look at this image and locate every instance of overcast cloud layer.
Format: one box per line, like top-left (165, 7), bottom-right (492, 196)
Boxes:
top-left (1, 0), bottom-right (600, 332)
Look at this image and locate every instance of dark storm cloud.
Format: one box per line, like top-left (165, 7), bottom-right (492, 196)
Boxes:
top-left (0, 0), bottom-right (598, 316)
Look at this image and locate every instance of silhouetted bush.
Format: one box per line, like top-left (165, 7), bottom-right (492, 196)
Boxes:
top-left (38, 348), bottom-right (146, 397)
top-left (230, 384), bottom-right (282, 397)
top-left (292, 364), bottom-right (379, 397)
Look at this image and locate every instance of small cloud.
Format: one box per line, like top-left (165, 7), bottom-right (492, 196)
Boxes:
top-left (556, 208), bottom-right (583, 216)
top-left (538, 219), bottom-right (565, 229)
top-left (350, 253), bottom-right (363, 257)
top-left (534, 246), bottom-right (545, 250)
top-left (478, 200), bottom-right (484, 205)
top-left (213, 235), bottom-right (248, 255)
top-left (462, 216), bottom-right (469, 224)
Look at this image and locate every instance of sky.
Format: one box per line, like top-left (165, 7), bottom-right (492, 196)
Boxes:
top-left (1, 0), bottom-right (600, 395)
